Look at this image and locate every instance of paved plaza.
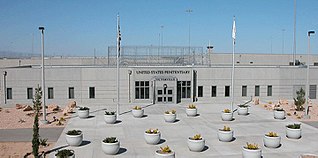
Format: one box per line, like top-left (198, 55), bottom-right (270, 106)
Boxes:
top-left (49, 101), bottom-right (318, 158)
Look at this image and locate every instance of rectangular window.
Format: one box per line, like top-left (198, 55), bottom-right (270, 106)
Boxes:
top-left (225, 86), bottom-right (230, 97)
top-left (198, 86), bottom-right (203, 97)
top-left (180, 81), bottom-right (191, 98)
top-left (211, 86), bottom-right (217, 97)
top-left (255, 85), bottom-right (260, 96)
top-left (267, 85), bottom-right (272, 96)
top-left (135, 81), bottom-right (149, 99)
top-left (69, 87), bottom-right (74, 99)
top-left (310, 85), bottom-right (317, 99)
top-left (89, 87), bottom-right (95, 99)
top-left (242, 85), bottom-right (247, 97)
top-left (7, 88), bottom-right (12, 100)
top-left (48, 87), bottom-right (54, 99)
top-left (27, 88), bottom-right (33, 99)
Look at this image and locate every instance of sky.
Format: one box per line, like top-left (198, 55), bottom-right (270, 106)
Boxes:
top-left (0, 0), bottom-right (318, 56)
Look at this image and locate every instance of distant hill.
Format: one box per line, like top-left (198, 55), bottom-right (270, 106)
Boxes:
top-left (0, 51), bottom-right (39, 59)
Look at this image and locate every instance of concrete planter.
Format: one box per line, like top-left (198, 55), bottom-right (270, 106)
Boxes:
top-left (101, 141), bottom-right (120, 155)
top-left (187, 138), bottom-right (205, 152)
top-left (263, 135), bottom-right (281, 148)
top-left (218, 130), bottom-right (234, 142)
top-left (242, 147), bottom-right (262, 158)
top-left (155, 150), bottom-right (175, 158)
top-left (238, 107), bottom-right (248, 115)
top-left (66, 132), bottom-right (83, 146)
top-left (286, 127), bottom-right (301, 139)
top-left (186, 108), bottom-right (197, 117)
top-left (78, 109), bottom-right (89, 118)
top-left (221, 112), bottom-right (233, 121)
top-left (104, 115), bottom-right (117, 124)
top-left (132, 109), bottom-right (144, 118)
top-left (144, 132), bottom-right (161, 145)
top-left (54, 150), bottom-right (75, 158)
top-left (164, 113), bottom-right (176, 123)
top-left (274, 110), bottom-right (285, 119)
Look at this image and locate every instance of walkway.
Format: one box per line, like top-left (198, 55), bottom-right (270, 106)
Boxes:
top-left (0, 127), bottom-right (64, 142)
top-left (50, 102), bottom-right (318, 158)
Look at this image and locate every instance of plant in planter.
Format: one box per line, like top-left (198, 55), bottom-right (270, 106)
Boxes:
top-left (218, 126), bottom-right (234, 142)
top-left (77, 106), bottom-right (89, 118)
top-left (188, 134), bottom-right (205, 152)
top-left (164, 110), bottom-right (177, 123)
top-left (55, 149), bottom-right (75, 158)
top-left (104, 111), bottom-right (117, 124)
top-left (273, 108), bottom-right (285, 119)
top-left (65, 130), bottom-right (83, 146)
top-left (286, 123), bottom-right (301, 139)
top-left (221, 109), bottom-right (233, 121)
top-left (101, 137), bottom-right (120, 155)
top-left (237, 104), bottom-right (249, 115)
top-left (155, 145), bottom-right (175, 158)
top-left (186, 104), bottom-right (197, 117)
top-left (144, 128), bottom-right (161, 145)
top-left (263, 132), bottom-right (281, 148)
top-left (294, 88), bottom-right (305, 111)
top-left (132, 106), bottom-right (144, 118)
top-left (242, 142), bottom-right (262, 158)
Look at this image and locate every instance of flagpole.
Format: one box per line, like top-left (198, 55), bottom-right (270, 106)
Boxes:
top-left (231, 16), bottom-right (236, 112)
top-left (116, 14), bottom-right (120, 118)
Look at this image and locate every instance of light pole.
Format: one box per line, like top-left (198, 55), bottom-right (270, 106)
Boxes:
top-left (39, 26), bottom-right (48, 124)
top-left (304, 30), bottom-right (315, 118)
top-left (282, 29), bottom-right (285, 54)
top-left (207, 42), bottom-right (213, 67)
top-left (186, 9), bottom-right (193, 64)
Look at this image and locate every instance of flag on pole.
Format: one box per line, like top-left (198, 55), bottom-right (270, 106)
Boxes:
top-left (117, 14), bottom-right (121, 57)
top-left (232, 16), bottom-right (236, 44)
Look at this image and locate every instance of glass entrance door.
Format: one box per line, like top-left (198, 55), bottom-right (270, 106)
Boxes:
top-left (157, 87), bottom-right (173, 103)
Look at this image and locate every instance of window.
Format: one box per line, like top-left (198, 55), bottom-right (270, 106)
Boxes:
top-left (135, 81), bottom-right (149, 99)
top-left (267, 85), bottom-right (272, 96)
top-left (211, 86), bottom-right (217, 97)
top-left (48, 87), bottom-right (54, 99)
top-left (27, 88), bottom-right (33, 99)
top-left (310, 85), bottom-right (317, 99)
top-left (242, 85), bottom-right (247, 97)
top-left (69, 87), bottom-right (74, 99)
top-left (7, 88), bottom-right (12, 99)
top-left (89, 87), bottom-right (95, 99)
top-left (225, 86), bottom-right (230, 97)
top-left (255, 85), bottom-right (260, 96)
top-left (178, 81), bottom-right (191, 99)
top-left (198, 86), bottom-right (203, 97)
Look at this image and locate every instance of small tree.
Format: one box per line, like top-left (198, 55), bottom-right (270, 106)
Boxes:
top-left (32, 86), bottom-right (42, 158)
top-left (294, 87), bottom-right (306, 111)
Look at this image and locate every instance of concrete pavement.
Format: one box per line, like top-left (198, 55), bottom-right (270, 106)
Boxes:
top-left (49, 102), bottom-right (318, 158)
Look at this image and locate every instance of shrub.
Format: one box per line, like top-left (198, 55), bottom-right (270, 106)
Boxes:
top-left (133, 106), bottom-right (142, 110)
top-left (268, 101), bottom-right (273, 104)
top-left (103, 137), bottom-right (118, 143)
top-left (294, 88), bottom-right (305, 111)
top-left (286, 123), bottom-right (301, 129)
top-left (145, 128), bottom-right (159, 134)
top-left (265, 132), bottom-right (278, 137)
top-left (220, 126), bottom-right (231, 131)
top-left (79, 107), bottom-right (89, 110)
top-left (55, 149), bottom-right (74, 158)
top-left (39, 138), bottom-right (48, 147)
top-left (190, 134), bottom-right (202, 140)
top-left (245, 142), bottom-right (259, 150)
top-left (105, 111), bottom-right (116, 115)
top-left (223, 109), bottom-right (231, 113)
top-left (165, 110), bottom-right (176, 114)
top-left (32, 86), bottom-right (42, 158)
top-left (159, 146), bottom-right (172, 154)
top-left (287, 113), bottom-right (291, 116)
top-left (66, 130), bottom-right (82, 135)
top-left (188, 104), bottom-right (196, 109)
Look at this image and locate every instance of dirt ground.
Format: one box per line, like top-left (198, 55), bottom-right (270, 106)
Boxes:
top-left (0, 142), bottom-right (55, 158)
top-left (256, 99), bottom-right (318, 121)
top-left (0, 103), bottom-right (76, 158)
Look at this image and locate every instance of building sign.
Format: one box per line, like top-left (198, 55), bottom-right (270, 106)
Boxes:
top-left (136, 70), bottom-right (190, 75)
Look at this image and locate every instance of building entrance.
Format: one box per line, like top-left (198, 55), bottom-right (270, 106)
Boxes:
top-left (156, 84), bottom-right (174, 103)
top-left (153, 77), bottom-right (176, 104)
